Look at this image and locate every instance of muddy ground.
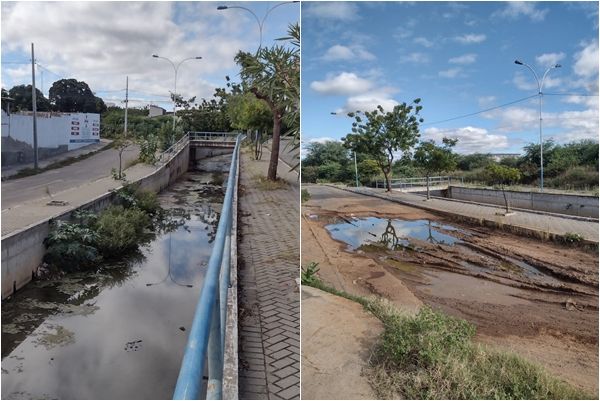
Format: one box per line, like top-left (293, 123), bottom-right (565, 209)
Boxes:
top-left (302, 185), bottom-right (599, 395)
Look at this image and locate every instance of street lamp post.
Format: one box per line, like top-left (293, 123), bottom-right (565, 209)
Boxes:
top-left (331, 111), bottom-right (359, 188)
top-left (514, 59), bottom-right (561, 192)
top-left (217, 1), bottom-right (298, 51)
top-left (152, 54), bottom-right (202, 131)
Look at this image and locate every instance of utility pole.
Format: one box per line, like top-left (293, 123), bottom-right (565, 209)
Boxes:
top-left (354, 151), bottom-right (359, 188)
top-left (31, 43), bottom-right (39, 169)
top-left (124, 76), bottom-right (129, 135)
top-left (40, 67), bottom-right (44, 97)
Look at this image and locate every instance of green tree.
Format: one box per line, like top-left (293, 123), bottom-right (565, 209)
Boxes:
top-left (227, 91), bottom-right (272, 159)
top-left (358, 159), bottom-right (380, 184)
top-left (112, 132), bottom-right (134, 180)
top-left (485, 163), bottom-right (521, 213)
top-left (343, 100), bottom-right (423, 192)
top-left (413, 138), bottom-right (458, 200)
top-left (49, 78), bottom-right (106, 113)
top-left (7, 84), bottom-right (52, 111)
top-left (235, 23), bottom-right (299, 180)
top-left (303, 141), bottom-right (350, 167)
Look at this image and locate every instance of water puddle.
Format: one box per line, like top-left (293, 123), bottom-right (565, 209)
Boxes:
top-left (325, 216), bottom-right (464, 251)
top-left (324, 215), bottom-right (566, 295)
top-left (1, 161), bottom-right (228, 399)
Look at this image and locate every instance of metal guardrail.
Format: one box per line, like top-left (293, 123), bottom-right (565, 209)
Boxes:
top-left (189, 132), bottom-right (238, 142)
top-left (158, 133), bottom-right (191, 164)
top-left (173, 134), bottom-right (241, 400)
top-left (158, 132), bottom-right (239, 164)
top-left (375, 176), bottom-right (464, 189)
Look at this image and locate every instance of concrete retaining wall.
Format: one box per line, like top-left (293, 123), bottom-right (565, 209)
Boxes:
top-left (444, 186), bottom-right (599, 218)
top-left (1, 144), bottom-right (190, 300)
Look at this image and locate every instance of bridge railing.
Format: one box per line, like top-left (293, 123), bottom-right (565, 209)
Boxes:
top-left (189, 132), bottom-right (238, 142)
top-left (173, 133), bottom-right (241, 400)
top-left (158, 133), bottom-right (190, 164)
top-left (375, 176), bottom-right (463, 189)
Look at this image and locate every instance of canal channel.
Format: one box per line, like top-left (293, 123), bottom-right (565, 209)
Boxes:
top-left (1, 154), bottom-right (231, 399)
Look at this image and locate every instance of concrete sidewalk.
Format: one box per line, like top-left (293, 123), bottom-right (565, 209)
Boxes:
top-left (1, 139), bottom-right (112, 180)
top-left (332, 185), bottom-right (599, 244)
top-left (237, 148), bottom-right (300, 399)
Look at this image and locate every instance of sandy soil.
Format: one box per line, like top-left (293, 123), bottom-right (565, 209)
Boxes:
top-left (301, 286), bottom-right (383, 400)
top-left (302, 185), bottom-right (599, 395)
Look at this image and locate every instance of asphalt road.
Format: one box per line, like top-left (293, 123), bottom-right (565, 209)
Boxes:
top-left (1, 145), bottom-right (140, 210)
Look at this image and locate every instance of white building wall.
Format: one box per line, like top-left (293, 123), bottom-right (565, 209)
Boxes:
top-left (1, 110), bottom-right (100, 150)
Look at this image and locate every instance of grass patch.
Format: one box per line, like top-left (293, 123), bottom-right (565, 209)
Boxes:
top-left (252, 174), bottom-right (288, 190)
top-left (302, 262), bottom-right (594, 400)
top-left (301, 188), bottom-right (311, 202)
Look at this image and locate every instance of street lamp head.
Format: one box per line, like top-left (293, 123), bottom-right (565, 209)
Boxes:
top-left (217, 6), bottom-right (228, 10)
top-left (195, 56), bottom-right (202, 60)
top-left (554, 64), bottom-right (562, 68)
top-left (514, 59), bottom-right (523, 65)
top-left (330, 112), bottom-right (337, 115)
top-left (152, 54), bottom-right (159, 58)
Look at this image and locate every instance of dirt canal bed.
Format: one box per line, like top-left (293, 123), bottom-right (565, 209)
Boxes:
top-left (302, 184), bottom-right (599, 394)
top-left (1, 155), bottom-right (231, 399)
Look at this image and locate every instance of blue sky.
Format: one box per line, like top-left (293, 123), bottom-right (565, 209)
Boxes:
top-left (301, 1), bottom-right (599, 155)
top-left (2, 1), bottom-right (299, 110)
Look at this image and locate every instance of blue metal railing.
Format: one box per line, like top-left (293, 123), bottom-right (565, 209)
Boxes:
top-left (173, 134), bottom-right (241, 400)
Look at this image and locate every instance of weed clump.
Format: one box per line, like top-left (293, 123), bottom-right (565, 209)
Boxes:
top-left (43, 186), bottom-right (166, 272)
top-left (95, 206), bottom-right (150, 254)
top-left (300, 262), bottom-right (594, 400)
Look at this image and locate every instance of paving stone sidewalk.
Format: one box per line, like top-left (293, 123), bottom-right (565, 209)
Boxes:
top-left (237, 148), bottom-right (300, 400)
top-left (334, 185), bottom-right (599, 243)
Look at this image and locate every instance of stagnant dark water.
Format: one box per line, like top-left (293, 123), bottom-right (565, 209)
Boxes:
top-left (1, 158), bottom-right (229, 399)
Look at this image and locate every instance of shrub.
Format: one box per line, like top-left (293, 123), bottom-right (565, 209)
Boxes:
top-left (301, 262), bottom-right (320, 285)
top-left (94, 206), bottom-right (151, 254)
top-left (43, 221), bottom-right (100, 272)
top-left (301, 189), bottom-right (311, 203)
top-left (134, 190), bottom-right (161, 215)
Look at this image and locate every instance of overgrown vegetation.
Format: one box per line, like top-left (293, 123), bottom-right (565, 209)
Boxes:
top-left (301, 189), bottom-right (311, 203)
top-left (301, 262), bottom-right (594, 400)
top-left (301, 136), bottom-right (598, 192)
top-left (43, 185), bottom-right (166, 272)
top-left (253, 174), bottom-right (288, 190)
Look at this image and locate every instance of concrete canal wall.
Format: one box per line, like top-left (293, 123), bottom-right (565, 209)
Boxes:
top-left (443, 186), bottom-right (599, 218)
top-left (1, 144), bottom-right (190, 300)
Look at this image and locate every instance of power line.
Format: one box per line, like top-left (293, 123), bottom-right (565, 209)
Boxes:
top-left (421, 94), bottom-right (538, 126)
top-left (545, 92), bottom-right (599, 97)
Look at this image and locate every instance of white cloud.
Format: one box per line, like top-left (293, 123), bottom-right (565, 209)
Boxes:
top-left (449, 53), bottom-right (477, 65)
top-left (400, 52), bottom-right (430, 64)
top-left (337, 91), bottom-right (399, 114)
top-left (414, 37), bottom-right (434, 48)
top-left (439, 68), bottom-right (462, 78)
top-left (310, 72), bottom-right (373, 96)
top-left (0, 2), bottom-right (277, 106)
top-left (454, 34), bottom-right (486, 44)
top-left (513, 71), bottom-right (562, 91)
top-left (322, 44), bottom-right (375, 62)
top-left (478, 96), bottom-right (496, 107)
top-left (493, 2), bottom-right (549, 22)
top-left (423, 126), bottom-right (509, 153)
top-left (536, 52), bottom-right (565, 67)
top-left (303, 2), bottom-right (359, 21)
top-left (573, 41), bottom-right (599, 78)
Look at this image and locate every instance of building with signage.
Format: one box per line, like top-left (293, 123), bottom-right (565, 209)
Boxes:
top-left (1, 110), bottom-right (100, 166)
